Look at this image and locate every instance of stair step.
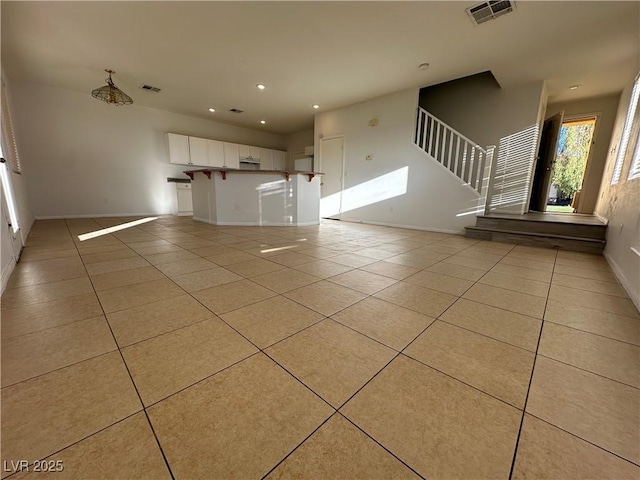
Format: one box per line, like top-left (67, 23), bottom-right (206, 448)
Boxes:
top-left (475, 215), bottom-right (607, 240)
top-left (464, 226), bottom-right (605, 255)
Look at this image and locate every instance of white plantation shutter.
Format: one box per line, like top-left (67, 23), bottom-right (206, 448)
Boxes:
top-left (611, 75), bottom-right (640, 184)
top-left (628, 129), bottom-right (640, 180)
top-left (487, 125), bottom-right (539, 213)
top-left (0, 80), bottom-right (21, 173)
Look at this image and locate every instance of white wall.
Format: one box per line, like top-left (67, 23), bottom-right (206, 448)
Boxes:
top-left (314, 87), bottom-right (481, 233)
top-left (595, 77), bottom-right (640, 310)
top-left (9, 81), bottom-right (286, 218)
top-left (546, 93), bottom-right (621, 214)
top-left (419, 73), bottom-right (545, 149)
top-left (285, 128), bottom-right (314, 170)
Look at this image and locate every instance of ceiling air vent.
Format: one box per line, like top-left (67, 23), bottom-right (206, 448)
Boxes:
top-left (467, 0), bottom-right (515, 25)
top-left (229, 108), bottom-right (244, 113)
top-left (139, 84), bottom-right (161, 92)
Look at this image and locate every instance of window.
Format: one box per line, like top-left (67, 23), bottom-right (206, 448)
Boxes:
top-left (0, 80), bottom-right (21, 174)
top-left (611, 74), bottom-right (640, 184)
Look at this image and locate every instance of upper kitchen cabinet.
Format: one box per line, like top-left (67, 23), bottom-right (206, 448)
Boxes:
top-left (168, 133), bottom-right (191, 165)
top-left (238, 144), bottom-right (260, 160)
top-left (273, 150), bottom-right (286, 170)
top-left (259, 148), bottom-right (273, 170)
top-left (188, 136), bottom-right (209, 166)
top-left (207, 139), bottom-right (225, 168)
top-left (223, 143), bottom-right (240, 169)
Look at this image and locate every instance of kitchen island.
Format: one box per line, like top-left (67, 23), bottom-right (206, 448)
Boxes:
top-left (185, 168), bottom-right (322, 226)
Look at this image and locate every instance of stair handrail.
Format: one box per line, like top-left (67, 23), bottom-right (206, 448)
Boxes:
top-left (414, 106), bottom-right (495, 197)
top-left (416, 107), bottom-right (489, 154)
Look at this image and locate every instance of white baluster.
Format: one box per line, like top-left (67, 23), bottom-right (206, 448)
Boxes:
top-left (447, 129), bottom-right (454, 171)
top-left (428, 117), bottom-right (435, 155)
top-left (435, 121), bottom-right (441, 163)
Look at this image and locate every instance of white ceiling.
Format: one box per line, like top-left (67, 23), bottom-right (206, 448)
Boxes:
top-left (2, 1), bottom-right (639, 134)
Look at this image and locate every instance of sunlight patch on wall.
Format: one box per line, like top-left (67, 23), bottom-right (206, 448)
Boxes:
top-left (77, 217), bottom-right (158, 241)
top-left (321, 167), bottom-right (409, 218)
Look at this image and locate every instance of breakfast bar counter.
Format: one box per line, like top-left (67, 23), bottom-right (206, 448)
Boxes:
top-left (186, 168), bottom-right (322, 226)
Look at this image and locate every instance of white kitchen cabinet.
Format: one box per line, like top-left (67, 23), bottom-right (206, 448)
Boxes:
top-left (273, 150), bottom-right (286, 170)
top-left (238, 144), bottom-right (260, 160)
top-left (168, 133), bottom-right (191, 165)
top-left (223, 142), bottom-right (240, 169)
top-left (237, 144), bottom-right (249, 159)
top-left (207, 139), bottom-right (225, 168)
top-left (188, 137), bottom-right (209, 166)
top-left (259, 148), bottom-right (273, 170)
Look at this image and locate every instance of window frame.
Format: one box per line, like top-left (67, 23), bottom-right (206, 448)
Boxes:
top-left (611, 74), bottom-right (640, 184)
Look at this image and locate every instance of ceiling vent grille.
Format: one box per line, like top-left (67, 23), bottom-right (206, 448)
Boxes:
top-left (139, 84), bottom-right (161, 92)
top-left (467, 1), bottom-right (515, 25)
top-left (229, 108), bottom-right (244, 113)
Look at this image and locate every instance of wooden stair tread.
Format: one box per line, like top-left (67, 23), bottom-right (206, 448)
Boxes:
top-left (477, 214), bottom-right (606, 227)
top-left (465, 226), bottom-right (606, 243)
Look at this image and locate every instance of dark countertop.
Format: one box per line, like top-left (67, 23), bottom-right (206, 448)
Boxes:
top-left (167, 177), bottom-right (191, 183)
top-left (183, 168), bottom-right (324, 181)
top-left (183, 168), bottom-right (323, 175)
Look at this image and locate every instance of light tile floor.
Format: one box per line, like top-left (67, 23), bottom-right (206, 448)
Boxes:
top-left (1, 216), bottom-right (639, 479)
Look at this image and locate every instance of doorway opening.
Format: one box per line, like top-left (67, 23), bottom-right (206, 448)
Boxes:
top-left (529, 112), bottom-right (597, 213)
top-left (546, 116), bottom-right (597, 212)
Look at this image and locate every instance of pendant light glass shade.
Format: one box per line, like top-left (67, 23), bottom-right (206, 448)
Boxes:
top-left (91, 69), bottom-right (133, 106)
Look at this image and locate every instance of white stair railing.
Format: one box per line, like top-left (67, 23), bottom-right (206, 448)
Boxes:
top-left (415, 107), bottom-right (494, 195)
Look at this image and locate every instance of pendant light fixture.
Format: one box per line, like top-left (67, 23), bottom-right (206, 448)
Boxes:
top-left (91, 69), bottom-right (133, 106)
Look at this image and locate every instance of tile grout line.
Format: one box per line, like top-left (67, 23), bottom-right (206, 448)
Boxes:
top-left (337, 412), bottom-right (427, 480)
top-left (398, 352), bottom-right (526, 411)
top-left (507, 248), bottom-right (558, 480)
top-left (257, 412), bottom-right (340, 479)
top-left (534, 353), bottom-right (640, 390)
top-left (63, 219), bottom-right (177, 480)
top-left (0, 411), bottom-right (144, 480)
top-left (540, 318), bottom-right (640, 347)
top-left (525, 412), bottom-right (640, 469)
top-left (435, 317), bottom-right (539, 353)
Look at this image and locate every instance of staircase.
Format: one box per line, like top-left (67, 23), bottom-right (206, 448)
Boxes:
top-left (414, 108), bottom-right (606, 254)
top-left (414, 107), bottom-right (495, 196)
top-left (465, 213), bottom-right (607, 254)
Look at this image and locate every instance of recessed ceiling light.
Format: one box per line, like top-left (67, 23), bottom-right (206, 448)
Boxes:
top-left (312, 104), bottom-right (320, 109)
top-left (256, 84), bottom-right (266, 90)
top-left (208, 108), bottom-right (216, 112)
top-left (569, 84), bottom-right (581, 90)
top-left (418, 63), bottom-right (430, 70)
top-left (260, 120), bottom-right (266, 124)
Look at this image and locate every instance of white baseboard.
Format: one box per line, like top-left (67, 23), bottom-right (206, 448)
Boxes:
top-left (339, 218), bottom-right (465, 235)
top-left (603, 252), bottom-right (640, 312)
top-left (1, 256), bottom-right (16, 295)
top-left (34, 212), bottom-right (166, 220)
top-left (193, 218), bottom-right (319, 227)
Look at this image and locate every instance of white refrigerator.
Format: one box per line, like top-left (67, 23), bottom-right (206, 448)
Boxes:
top-left (294, 157), bottom-right (313, 171)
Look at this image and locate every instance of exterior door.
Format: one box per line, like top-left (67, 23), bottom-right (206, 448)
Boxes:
top-left (529, 111), bottom-right (564, 212)
top-left (319, 136), bottom-right (344, 219)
